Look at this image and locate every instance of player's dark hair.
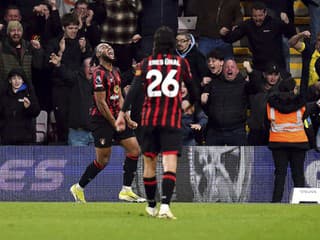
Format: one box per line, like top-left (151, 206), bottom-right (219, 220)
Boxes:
top-left (153, 26), bottom-right (176, 55)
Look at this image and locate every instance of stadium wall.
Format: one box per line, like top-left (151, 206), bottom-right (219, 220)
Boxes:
top-left (0, 146), bottom-right (320, 203)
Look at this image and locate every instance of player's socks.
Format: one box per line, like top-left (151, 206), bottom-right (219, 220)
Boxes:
top-left (79, 160), bottom-right (105, 188)
top-left (143, 176), bottom-right (157, 208)
top-left (161, 171), bottom-right (176, 205)
top-left (123, 154), bottom-right (138, 186)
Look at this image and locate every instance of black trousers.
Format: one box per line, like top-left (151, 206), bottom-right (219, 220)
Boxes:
top-left (271, 148), bottom-right (306, 202)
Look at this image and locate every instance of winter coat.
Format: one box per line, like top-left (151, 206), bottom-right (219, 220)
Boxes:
top-left (221, 15), bottom-right (296, 71)
top-left (0, 38), bottom-right (44, 94)
top-left (176, 34), bottom-right (209, 94)
top-left (202, 73), bottom-right (251, 131)
top-left (0, 84), bottom-right (40, 145)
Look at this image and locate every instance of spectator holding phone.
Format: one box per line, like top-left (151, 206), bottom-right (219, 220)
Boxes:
top-left (0, 68), bottom-right (40, 145)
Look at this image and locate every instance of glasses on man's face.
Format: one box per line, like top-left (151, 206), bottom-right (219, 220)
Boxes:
top-left (176, 39), bottom-right (189, 44)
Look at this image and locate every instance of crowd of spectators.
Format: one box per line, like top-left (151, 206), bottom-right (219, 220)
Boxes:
top-left (0, 0), bottom-right (320, 149)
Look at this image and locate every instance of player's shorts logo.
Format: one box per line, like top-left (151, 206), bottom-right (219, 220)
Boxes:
top-left (99, 138), bottom-right (106, 146)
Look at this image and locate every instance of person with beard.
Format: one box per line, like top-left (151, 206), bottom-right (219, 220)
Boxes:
top-left (0, 20), bottom-right (43, 95)
top-left (0, 5), bottom-right (22, 41)
top-left (219, 1), bottom-right (296, 76)
top-left (0, 68), bottom-right (40, 145)
top-left (266, 78), bottom-right (320, 202)
top-left (46, 13), bottom-right (91, 144)
top-left (70, 43), bottom-right (145, 203)
top-left (201, 58), bottom-right (253, 146)
top-left (175, 32), bottom-right (209, 96)
top-left (115, 26), bottom-right (198, 219)
top-left (0, 5), bottom-right (31, 41)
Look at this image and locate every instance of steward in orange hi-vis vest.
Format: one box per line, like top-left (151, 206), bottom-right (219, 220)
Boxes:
top-left (266, 78), bottom-right (320, 203)
top-left (267, 104), bottom-right (308, 143)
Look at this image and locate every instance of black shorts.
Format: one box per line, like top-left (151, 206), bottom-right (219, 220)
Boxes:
top-left (91, 119), bottom-right (135, 148)
top-left (140, 126), bottom-right (182, 156)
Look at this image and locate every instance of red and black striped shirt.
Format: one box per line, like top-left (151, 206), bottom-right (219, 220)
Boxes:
top-left (91, 65), bottom-right (122, 118)
top-left (123, 53), bottom-right (194, 128)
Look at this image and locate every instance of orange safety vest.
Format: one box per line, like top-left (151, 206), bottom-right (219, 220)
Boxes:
top-left (267, 103), bottom-right (308, 143)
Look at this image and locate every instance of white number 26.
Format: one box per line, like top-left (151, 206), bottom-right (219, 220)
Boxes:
top-left (146, 69), bottom-right (179, 98)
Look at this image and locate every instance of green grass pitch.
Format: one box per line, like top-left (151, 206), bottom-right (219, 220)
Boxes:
top-left (1, 202), bottom-right (320, 240)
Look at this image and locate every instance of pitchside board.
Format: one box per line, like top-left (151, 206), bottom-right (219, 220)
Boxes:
top-left (1, 146), bottom-right (320, 203)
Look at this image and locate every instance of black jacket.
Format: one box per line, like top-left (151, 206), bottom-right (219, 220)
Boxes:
top-left (221, 15), bottom-right (296, 71)
top-left (0, 83), bottom-right (40, 145)
top-left (0, 37), bottom-right (44, 94)
top-left (202, 73), bottom-right (252, 131)
top-left (55, 64), bottom-right (93, 130)
top-left (28, 10), bottom-right (63, 49)
top-left (247, 70), bottom-right (281, 131)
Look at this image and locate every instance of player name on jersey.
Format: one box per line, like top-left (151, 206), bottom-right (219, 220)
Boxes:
top-left (148, 58), bottom-right (181, 66)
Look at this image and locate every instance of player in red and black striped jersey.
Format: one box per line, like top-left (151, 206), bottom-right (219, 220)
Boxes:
top-left (70, 43), bottom-right (146, 203)
top-left (116, 26), bottom-right (198, 219)
top-left (90, 64), bottom-right (122, 120)
top-left (137, 53), bottom-right (193, 128)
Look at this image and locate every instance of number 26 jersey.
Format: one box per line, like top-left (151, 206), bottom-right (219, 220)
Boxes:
top-left (135, 53), bottom-right (194, 129)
